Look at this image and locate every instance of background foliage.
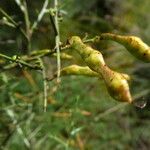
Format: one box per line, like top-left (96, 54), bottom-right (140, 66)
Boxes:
top-left (0, 0), bottom-right (150, 149)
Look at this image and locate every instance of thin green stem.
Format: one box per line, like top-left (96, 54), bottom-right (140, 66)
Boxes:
top-left (31, 0), bottom-right (49, 34)
top-left (2, 49), bottom-right (58, 70)
top-left (0, 7), bottom-right (28, 40)
top-left (22, 0), bottom-right (31, 51)
top-left (0, 53), bottom-right (41, 70)
top-left (49, 13), bottom-right (58, 36)
top-left (54, 0), bottom-right (61, 82)
top-left (0, 7), bottom-right (17, 26)
top-left (39, 58), bottom-right (48, 112)
top-left (83, 36), bottom-right (100, 43)
top-left (15, 0), bottom-right (31, 52)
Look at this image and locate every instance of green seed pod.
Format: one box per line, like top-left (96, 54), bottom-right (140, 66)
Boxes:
top-left (101, 65), bottom-right (132, 103)
top-left (48, 65), bottom-right (99, 81)
top-left (49, 64), bottom-right (130, 83)
top-left (60, 65), bottom-right (99, 77)
top-left (31, 49), bottom-right (73, 60)
top-left (59, 64), bottom-right (130, 80)
top-left (100, 33), bottom-right (150, 63)
top-left (69, 36), bottom-right (105, 72)
top-left (69, 36), bottom-right (132, 103)
top-left (52, 53), bottom-right (73, 60)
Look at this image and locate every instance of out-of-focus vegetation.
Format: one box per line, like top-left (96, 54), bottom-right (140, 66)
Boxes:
top-left (0, 0), bottom-right (150, 149)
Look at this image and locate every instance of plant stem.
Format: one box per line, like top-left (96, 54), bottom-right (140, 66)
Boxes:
top-left (0, 53), bottom-right (41, 70)
top-left (0, 7), bottom-right (28, 40)
top-left (83, 36), bottom-right (100, 43)
top-left (31, 0), bottom-right (49, 34)
top-left (54, 0), bottom-right (61, 82)
top-left (2, 46), bottom-right (69, 70)
top-left (15, 0), bottom-right (31, 52)
top-left (22, 0), bottom-right (31, 52)
top-left (39, 58), bottom-right (48, 112)
top-left (49, 13), bottom-right (58, 36)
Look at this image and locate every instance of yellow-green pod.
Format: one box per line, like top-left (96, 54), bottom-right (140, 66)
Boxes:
top-left (69, 36), bottom-right (105, 72)
top-left (101, 65), bottom-right (132, 103)
top-left (69, 36), bottom-right (132, 103)
top-left (31, 49), bottom-right (50, 56)
top-left (51, 63), bottom-right (130, 80)
top-left (52, 53), bottom-right (73, 60)
top-left (31, 49), bottom-right (73, 60)
top-left (100, 33), bottom-right (150, 63)
top-left (60, 65), bottom-right (99, 77)
top-left (59, 64), bottom-right (131, 102)
top-left (48, 65), bottom-right (99, 81)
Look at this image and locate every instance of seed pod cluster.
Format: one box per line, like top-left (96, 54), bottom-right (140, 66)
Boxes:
top-left (69, 36), bottom-right (132, 103)
top-left (100, 33), bottom-right (150, 63)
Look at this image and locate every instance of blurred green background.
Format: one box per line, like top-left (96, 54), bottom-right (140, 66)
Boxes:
top-left (0, 0), bottom-right (150, 149)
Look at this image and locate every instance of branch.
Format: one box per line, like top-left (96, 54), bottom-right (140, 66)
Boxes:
top-left (0, 7), bottom-right (28, 40)
top-left (39, 58), bottom-right (48, 112)
top-left (83, 36), bottom-right (100, 43)
top-left (0, 53), bottom-right (42, 70)
top-left (1, 48), bottom-right (63, 70)
top-left (15, 0), bottom-right (31, 51)
top-left (54, 0), bottom-right (61, 82)
top-left (31, 0), bottom-right (49, 34)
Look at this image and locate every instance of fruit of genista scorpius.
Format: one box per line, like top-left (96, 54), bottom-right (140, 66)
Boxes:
top-left (59, 64), bottom-right (130, 80)
top-left (69, 36), bottom-right (132, 103)
top-left (59, 65), bottom-right (99, 77)
top-left (100, 33), bottom-right (150, 63)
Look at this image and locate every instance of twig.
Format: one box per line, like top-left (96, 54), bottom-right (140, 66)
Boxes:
top-left (82, 36), bottom-right (100, 43)
top-left (22, 0), bottom-right (31, 51)
top-left (1, 48), bottom-right (60, 70)
top-left (0, 35), bottom-right (100, 71)
top-left (15, 0), bottom-right (31, 52)
top-left (22, 0), bottom-right (30, 36)
top-left (2, 50), bottom-right (52, 70)
top-left (31, 0), bottom-right (49, 34)
top-left (0, 7), bottom-right (28, 40)
top-left (0, 53), bottom-right (42, 70)
top-left (49, 12), bottom-right (58, 35)
top-left (39, 58), bottom-right (48, 112)
top-left (53, 0), bottom-right (61, 82)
